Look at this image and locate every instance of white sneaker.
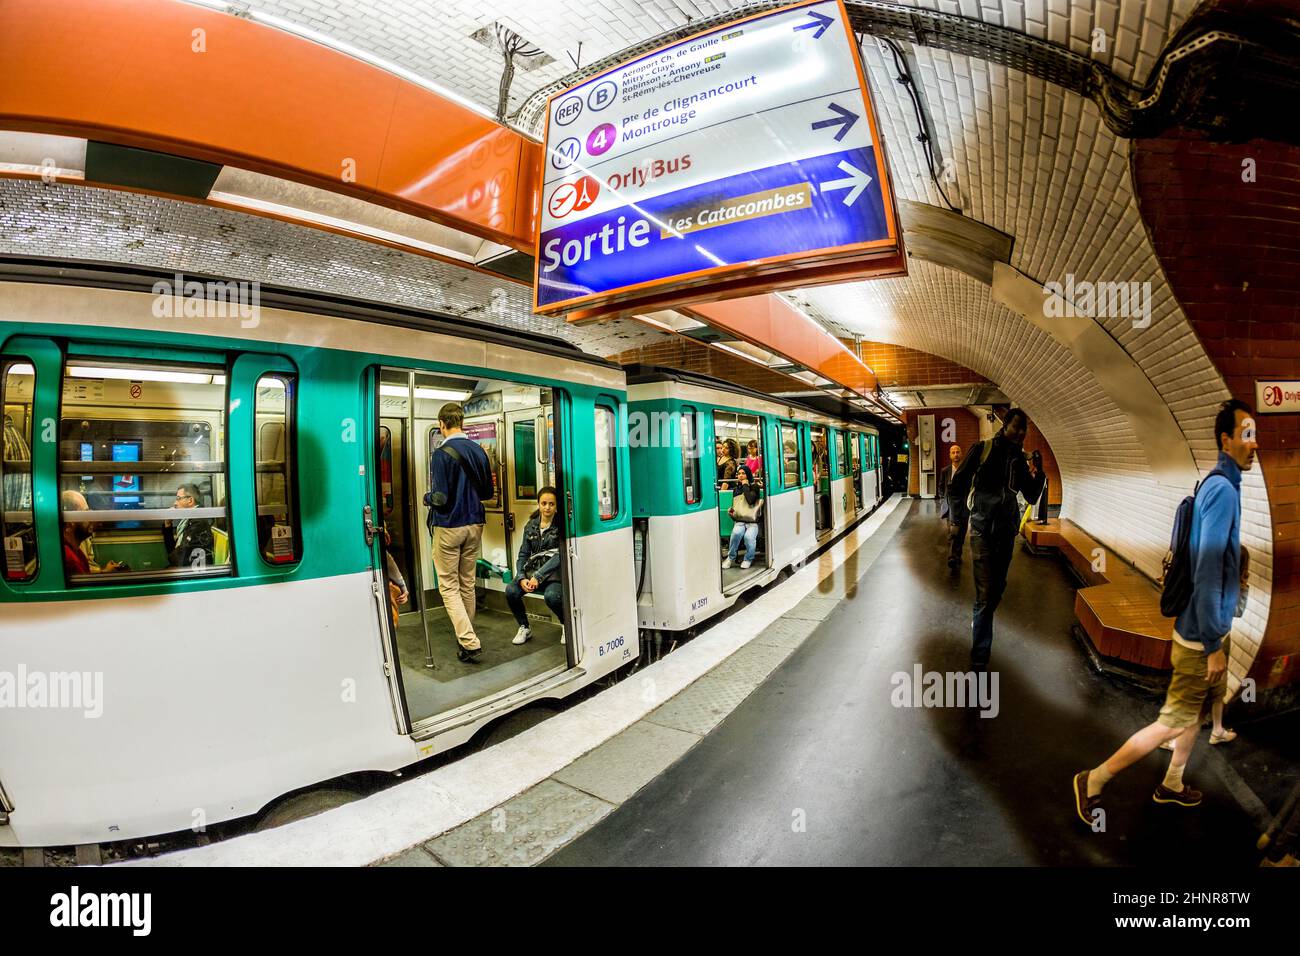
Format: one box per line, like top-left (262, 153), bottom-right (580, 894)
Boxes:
top-left (741, 560), bottom-right (752, 569)
top-left (722, 557), bottom-right (733, 569)
top-left (512, 626), bottom-right (531, 645)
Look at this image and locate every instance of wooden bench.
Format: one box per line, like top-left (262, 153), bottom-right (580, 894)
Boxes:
top-left (1023, 518), bottom-right (1173, 671)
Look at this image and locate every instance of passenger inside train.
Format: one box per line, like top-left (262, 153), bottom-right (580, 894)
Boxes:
top-left (722, 465), bottom-right (763, 571)
top-left (714, 411), bottom-right (768, 590)
top-left (376, 369), bottom-right (569, 721)
top-left (504, 486), bottom-right (564, 646)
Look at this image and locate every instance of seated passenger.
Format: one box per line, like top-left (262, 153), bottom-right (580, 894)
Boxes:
top-left (722, 465), bottom-right (763, 570)
top-left (505, 486), bottom-right (564, 646)
top-left (60, 490), bottom-right (122, 575)
top-left (164, 483), bottom-right (215, 568)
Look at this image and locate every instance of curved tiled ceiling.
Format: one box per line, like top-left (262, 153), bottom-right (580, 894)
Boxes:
top-left (213, 0), bottom-right (1197, 119)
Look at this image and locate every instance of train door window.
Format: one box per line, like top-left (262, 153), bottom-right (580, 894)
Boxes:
top-left (255, 373), bottom-right (300, 565)
top-left (2, 360), bottom-right (36, 582)
top-left (681, 406), bottom-right (701, 506)
top-left (595, 403), bottom-right (618, 520)
top-left (58, 359), bottom-right (230, 583)
top-left (780, 421), bottom-right (802, 489)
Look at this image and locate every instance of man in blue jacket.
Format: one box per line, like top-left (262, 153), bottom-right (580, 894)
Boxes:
top-left (1074, 399), bottom-right (1257, 825)
top-left (424, 402), bottom-right (493, 664)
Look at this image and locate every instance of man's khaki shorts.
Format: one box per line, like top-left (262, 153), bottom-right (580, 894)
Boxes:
top-left (1157, 636), bottom-right (1230, 729)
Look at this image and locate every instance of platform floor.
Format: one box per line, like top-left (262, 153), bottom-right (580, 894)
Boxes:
top-left (546, 498), bottom-right (1279, 866)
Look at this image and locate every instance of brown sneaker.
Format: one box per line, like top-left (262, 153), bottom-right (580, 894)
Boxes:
top-left (1073, 770), bottom-right (1104, 827)
top-left (1153, 782), bottom-right (1203, 806)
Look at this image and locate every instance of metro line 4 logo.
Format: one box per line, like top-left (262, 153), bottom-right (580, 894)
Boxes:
top-left (548, 176), bottom-right (601, 220)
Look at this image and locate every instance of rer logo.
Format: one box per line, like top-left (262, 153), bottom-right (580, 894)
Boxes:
top-left (548, 175), bottom-right (600, 220)
top-left (555, 96), bottom-right (583, 126)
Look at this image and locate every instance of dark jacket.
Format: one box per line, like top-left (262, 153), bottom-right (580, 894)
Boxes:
top-left (937, 463), bottom-right (957, 522)
top-left (164, 517), bottom-right (215, 568)
top-left (516, 512), bottom-right (562, 587)
top-left (425, 435), bottom-right (492, 530)
top-left (946, 436), bottom-right (1044, 539)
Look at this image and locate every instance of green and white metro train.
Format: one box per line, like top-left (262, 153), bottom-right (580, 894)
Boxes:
top-left (626, 366), bottom-right (884, 637)
top-left (0, 263), bottom-right (885, 851)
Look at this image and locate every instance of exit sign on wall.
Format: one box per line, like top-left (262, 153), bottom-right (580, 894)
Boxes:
top-left (1256, 380), bottom-right (1300, 413)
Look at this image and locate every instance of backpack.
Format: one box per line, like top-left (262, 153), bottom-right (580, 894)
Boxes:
top-left (1159, 469), bottom-right (1227, 618)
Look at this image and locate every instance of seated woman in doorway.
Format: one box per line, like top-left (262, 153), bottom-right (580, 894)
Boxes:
top-left (506, 486), bottom-right (564, 646)
top-left (722, 465), bottom-right (763, 571)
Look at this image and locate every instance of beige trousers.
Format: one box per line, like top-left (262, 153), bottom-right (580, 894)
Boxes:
top-left (432, 524), bottom-right (484, 651)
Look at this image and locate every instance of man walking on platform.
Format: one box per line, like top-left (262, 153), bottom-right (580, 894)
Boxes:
top-left (936, 443), bottom-right (966, 570)
top-left (425, 402), bottom-right (493, 664)
top-left (945, 409), bottom-right (1044, 671)
top-left (1074, 400), bottom-right (1257, 825)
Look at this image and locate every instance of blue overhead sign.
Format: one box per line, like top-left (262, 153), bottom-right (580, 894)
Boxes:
top-left (534, 0), bottom-right (901, 315)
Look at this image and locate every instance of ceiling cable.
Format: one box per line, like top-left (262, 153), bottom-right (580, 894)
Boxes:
top-left (878, 36), bottom-right (961, 213)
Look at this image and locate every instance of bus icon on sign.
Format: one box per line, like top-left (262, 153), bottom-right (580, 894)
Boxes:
top-left (588, 80), bottom-right (618, 112)
top-left (555, 96), bottom-right (583, 126)
top-left (552, 137), bottom-right (581, 171)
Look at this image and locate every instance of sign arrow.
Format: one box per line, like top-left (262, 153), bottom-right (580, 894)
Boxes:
top-left (820, 160), bottom-right (873, 206)
top-left (811, 102), bottom-right (859, 142)
top-left (794, 10), bottom-right (834, 39)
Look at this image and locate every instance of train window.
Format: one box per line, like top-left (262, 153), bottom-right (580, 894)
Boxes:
top-left (837, 431), bottom-right (850, 477)
top-left (2, 360), bottom-right (36, 582)
top-left (681, 406), bottom-right (701, 505)
top-left (780, 422), bottom-right (802, 489)
top-left (595, 403), bottom-right (618, 520)
top-left (58, 360), bottom-right (231, 584)
top-left (255, 373), bottom-right (300, 565)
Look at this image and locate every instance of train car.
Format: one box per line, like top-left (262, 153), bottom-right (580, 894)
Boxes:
top-left (625, 366), bottom-right (883, 636)
top-left (0, 263), bottom-right (638, 849)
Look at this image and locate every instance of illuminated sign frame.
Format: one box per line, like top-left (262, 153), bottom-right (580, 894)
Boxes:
top-left (532, 0), bottom-right (904, 319)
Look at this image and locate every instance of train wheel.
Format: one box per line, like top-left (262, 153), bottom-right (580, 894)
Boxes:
top-left (253, 787), bottom-right (362, 832)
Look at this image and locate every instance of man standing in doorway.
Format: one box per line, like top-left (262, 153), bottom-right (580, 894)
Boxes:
top-left (425, 402), bottom-right (493, 664)
top-left (937, 443), bottom-right (966, 571)
top-left (1074, 400), bottom-right (1257, 823)
top-left (946, 409), bottom-right (1044, 671)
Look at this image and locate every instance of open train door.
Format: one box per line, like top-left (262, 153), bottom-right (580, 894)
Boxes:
top-left (362, 366), bottom-right (413, 736)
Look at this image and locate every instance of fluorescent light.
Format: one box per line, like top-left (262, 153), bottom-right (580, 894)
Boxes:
top-left (68, 366), bottom-right (219, 385)
top-left (6, 363), bottom-right (33, 375)
top-left (415, 387), bottom-right (472, 402)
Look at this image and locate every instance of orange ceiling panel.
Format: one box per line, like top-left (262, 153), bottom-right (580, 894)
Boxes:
top-left (0, 0), bottom-right (538, 249)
